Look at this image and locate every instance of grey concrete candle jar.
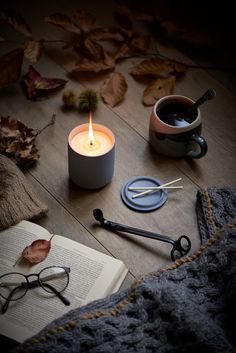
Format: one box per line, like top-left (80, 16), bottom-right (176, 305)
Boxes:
top-left (68, 123), bottom-right (115, 189)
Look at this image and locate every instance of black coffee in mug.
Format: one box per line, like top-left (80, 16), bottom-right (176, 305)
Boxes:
top-left (157, 103), bottom-right (198, 127)
top-left (149, 95), bottom-right (208, 159)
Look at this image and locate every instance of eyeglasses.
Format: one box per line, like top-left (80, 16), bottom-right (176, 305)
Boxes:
top-left (0, 266), bottom-right (70, 314)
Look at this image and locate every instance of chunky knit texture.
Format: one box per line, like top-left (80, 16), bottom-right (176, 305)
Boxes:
top-left (11, 188), bottom-right (236, 353)
top-left (0, 154), bottom-right (48, 230)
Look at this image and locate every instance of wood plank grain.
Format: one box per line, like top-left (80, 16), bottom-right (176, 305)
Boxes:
top-left (17, 0), bottom-right (234, 188)
top-left (1, 0), bottom-right (233, 276)
top-left (0, 52), bottom-right (200, 274)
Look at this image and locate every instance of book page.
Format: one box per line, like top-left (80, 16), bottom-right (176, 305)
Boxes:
top-left (0, 221), bottom-right (128, 343)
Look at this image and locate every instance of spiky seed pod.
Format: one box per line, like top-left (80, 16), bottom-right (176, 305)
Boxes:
top-left (78, 89), bottom-right (98, 112)
top-left (62, 90), bottom-right (77, 107)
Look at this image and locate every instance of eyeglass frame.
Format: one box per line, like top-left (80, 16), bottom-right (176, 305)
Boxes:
top-left (0, 265), bottom-right (71, 314)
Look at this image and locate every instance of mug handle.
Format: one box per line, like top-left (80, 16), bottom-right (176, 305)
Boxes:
top-left (187, 134), bottom-right (208, 158)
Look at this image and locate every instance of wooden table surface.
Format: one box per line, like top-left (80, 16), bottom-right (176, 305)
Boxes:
top-left (1, 0), bottom-right (236, 308)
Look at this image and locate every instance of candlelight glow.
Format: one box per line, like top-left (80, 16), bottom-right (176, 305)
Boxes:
top-left (88, 112), bottom-right (94, 145)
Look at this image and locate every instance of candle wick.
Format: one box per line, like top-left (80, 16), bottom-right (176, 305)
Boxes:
top-left (89, 140), bottom-right (94, 146)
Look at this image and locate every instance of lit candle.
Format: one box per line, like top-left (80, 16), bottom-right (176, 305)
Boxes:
top-left (68, 114), bottom-right (115, 189)
top-left (70, 114), bottom-right (113, 157)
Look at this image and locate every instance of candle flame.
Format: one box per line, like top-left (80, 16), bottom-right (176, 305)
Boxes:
top-left (88, 112), bottom-right (94, 145)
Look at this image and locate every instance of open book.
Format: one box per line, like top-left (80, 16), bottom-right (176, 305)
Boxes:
top-left (0, 221), bottom-right (128, 343)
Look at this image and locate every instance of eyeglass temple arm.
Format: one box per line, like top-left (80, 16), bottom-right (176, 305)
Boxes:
top-left (1, 283), bottom-right (70, 314)
top-left (27, 281), bottom-right (70, 306)
top-left (1, 285), bottom-right (23, 314)
top-left (45, 283), bottom-right (70, 306)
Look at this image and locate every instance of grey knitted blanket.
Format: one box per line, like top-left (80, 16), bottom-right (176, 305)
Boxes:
top-left (12, 188), bottom-right (236, 353)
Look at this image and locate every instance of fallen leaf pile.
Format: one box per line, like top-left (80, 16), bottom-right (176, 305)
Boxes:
top-left (0, 3), bottom-right (214, 105)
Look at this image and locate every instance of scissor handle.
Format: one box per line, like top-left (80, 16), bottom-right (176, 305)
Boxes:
top-left (170, 235), bottom-right (191, 261)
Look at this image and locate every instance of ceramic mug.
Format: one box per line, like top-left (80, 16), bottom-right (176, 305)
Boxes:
top-left (149, 95), bottom-right (208, 158)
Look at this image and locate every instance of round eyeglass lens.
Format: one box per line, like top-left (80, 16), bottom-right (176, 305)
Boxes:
top-left (0, 273), bottom-right (28, 300)
top-left (39, 267), bottom-right (69, 294)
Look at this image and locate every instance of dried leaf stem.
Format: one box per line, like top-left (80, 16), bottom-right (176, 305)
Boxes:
top-left (36, 113), bottom-right (56, 136)
top-left (144, 50), bottom-right (236, 71)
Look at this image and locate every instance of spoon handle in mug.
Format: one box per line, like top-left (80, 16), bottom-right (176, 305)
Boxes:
top-left (185, 89), bottom-right (216, 115)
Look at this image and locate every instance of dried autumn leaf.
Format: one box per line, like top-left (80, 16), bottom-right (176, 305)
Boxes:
top-left (24, 40), bottom-right (44, 63)
top-left (23, 65), bottom-right (67, 100)
top-left (114, 9), bottom-right (133, 38)
top-left (89, 27), bottom-right (124, 42)
top-left (20, 235), bottom-right (54, 265)
top-left (113, 43), bottom-right (131, 61)
top-left (115, 5), bottom-right (132, 20)
top-left (100, 72), bottom-right (127, 107)
top-left (130, 58), bottom-right (174, 78)
top-left (169, 61), bottom-right (187, 74)
top-left (130, 35), bottom-right (150, 52)
top-left (73, 9), bottom-right (95, 32)
top-left (83, 37), bottom-right (104, 59)
top-left (0, 116), bottom-right (39, 165)
top-left (143, 76), bottom-right (176, 106)
top-left (71, 52), bottom-right (115, 73)
top-left (0, 10), bottom-right (32, 37)
top-left (0, 114), bottom-right (55, 165)
top-left (0, 48), bottom-right (24, 88)
top-left (44, 13), bottom-right (80, 34)
top-left (103, 51), bottom-right (116, 67)
top-left (71, 58), bottom-right (112, 73)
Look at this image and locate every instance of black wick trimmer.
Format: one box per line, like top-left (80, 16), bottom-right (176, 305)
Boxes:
top-left (93, 209), bottom-right (191, 261)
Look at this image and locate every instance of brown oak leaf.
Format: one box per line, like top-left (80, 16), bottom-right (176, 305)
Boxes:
top-left (143, 76), bottom-right (176, 106)
top-left (100, 72), bottom-right (127, 107)
top-left (24, 40), bottom-right (44, 63)
top-left (0, 48), bottom-right (24, 88)
top-left (0, 116), bottom-right (39, 165)
top-left (44, 13), bottom-right (80, 34)
top-left (0, 10), bottom-right (32, 37)
top-left (23, 65), bottom-right (67, 100)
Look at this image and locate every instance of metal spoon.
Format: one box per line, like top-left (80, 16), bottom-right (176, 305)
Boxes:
top-left (161, 89), bottom-right (216, 127)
